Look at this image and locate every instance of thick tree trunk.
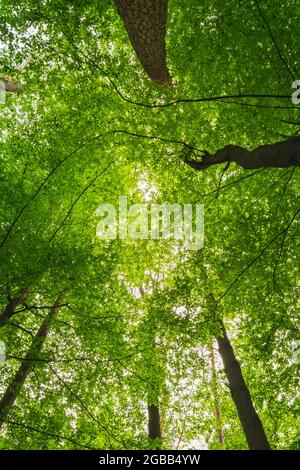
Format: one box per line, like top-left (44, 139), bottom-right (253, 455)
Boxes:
top-left (148, 403), bottom-right (162, 440)
top-left (0, 289), bottom-right (28, 328)
top-left (216, 323), bottom-right (271, 450)
top-left (209, 343), bottom-right (224, 445)
top-left (114, 0), bottom-right (172, 85)
top-left (0, 290), bottom-right (66, 423)
top-left (185, 137), bottom-right (300, 171)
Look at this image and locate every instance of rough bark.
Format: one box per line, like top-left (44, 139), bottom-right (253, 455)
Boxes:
top-left (0, 290), bottom-right (67, 423)
top-left (217, 322), bottom-right (271, 450)
top-left (114, 0), bottom-right (172, 85)
top-left (0, 289), bottom-right (28, 328)
top-left (184, 136), bottom-right (300, 171)
top-left (209, 343), bottom-right (224, 445)
top-left (148, 403), bottom-right (162, 440)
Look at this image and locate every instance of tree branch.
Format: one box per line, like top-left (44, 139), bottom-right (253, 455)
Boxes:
top-left (0, 135), bottom-right (103, 251)
top-left (254, 0), bottom-right (295, 79)
top-left (216, 206), bottom-right (300, 308)
top-left (49, 161), bottom-right (114, 242)
top-left (2, 418), bottom-right (94, 449)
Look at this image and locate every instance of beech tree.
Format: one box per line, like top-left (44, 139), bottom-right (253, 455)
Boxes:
top-left (0, 290), bottom-right (28, 329)
top-left (0, 0), bottom-right (299, 452)
top-left (216, 323), bottom-right (270, 450)
top-left (114, 0), bottom-right (172, 85)
top-left (184, 137), bottom-right (300, 171)
top-left (0, 290), bottom-right (68, 423)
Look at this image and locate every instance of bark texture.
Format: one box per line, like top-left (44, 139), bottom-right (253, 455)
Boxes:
top-left (0, 289), bottom-right (27, 328)
top-left (185, 137), bottom-right (300, 171)
top-left (217, 323), bottom-right (271, 450)
top-left (0, 291), bottom-right (66, 423)
top-left (114, 0), bottom-right (172, 85)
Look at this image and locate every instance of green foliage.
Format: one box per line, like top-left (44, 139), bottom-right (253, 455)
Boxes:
top-left (0, 0), bottom-right (299, 450)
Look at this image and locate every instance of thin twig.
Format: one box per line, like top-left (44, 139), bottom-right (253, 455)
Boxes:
top-left (2, 418), bottom-right (94, 449)
top-left (113, 129), bottom-right (205, 153)
top-left (49, 160), bottom-right (114, 242)
top-left (254, 0), bottom-right (295, 79)
top-left (0, 135), bottom-right (103, 251)
top-left (215, 206), bottom-right (300, 308)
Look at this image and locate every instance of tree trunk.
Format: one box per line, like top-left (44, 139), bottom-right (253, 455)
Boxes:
top-left (216, 322), bottom-right (271, 450)
top-left (209, 343), bottom-right (224, 445)
top-left (148, 403), bottom-right (162, 440)
top-left (185, 136), bottom-right (300, 171)
top-left (4, 79), bottom-right (24, 93)
top-left (0, 290), bottom-right (67, 423)
top-left (139, 287), bottom-right (163, 447)
top-left (114, 0), bottom-right (172, 85)
top-left (0, 289), bottom-right (28, 328)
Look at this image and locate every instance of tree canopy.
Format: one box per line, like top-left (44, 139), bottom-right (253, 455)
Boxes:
top-left (0, 0), bottom-right (299, 451)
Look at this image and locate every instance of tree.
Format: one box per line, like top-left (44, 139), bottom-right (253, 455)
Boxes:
top-left (209, 343), bottom-right (224, 446)
top-left (0, 289), bottom-right (27, 328)
top-left (184, 137), bottom-right (300, 171)
top-left (148, 404), bottom-right (162, 441)
top-left (3, 79), bottom-right (24, 93)
top-left (0, 0), bottom-right (298, 451)
top-left (114, 0), bottom-right (172, 85)
top-left (0, 289), bottom-right (68, 424)
top-left (216, 322), bottom-right (271, 450)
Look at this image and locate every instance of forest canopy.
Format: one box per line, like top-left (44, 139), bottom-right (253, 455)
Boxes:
top-left (0, 0), bottom-right (299, 451)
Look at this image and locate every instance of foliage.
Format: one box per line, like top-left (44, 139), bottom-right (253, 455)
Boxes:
top-left (0, 0), bottom-right (299, 450)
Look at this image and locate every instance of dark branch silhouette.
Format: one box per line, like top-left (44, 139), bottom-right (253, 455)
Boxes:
top-left (184, 137), bottom-right (300, 171)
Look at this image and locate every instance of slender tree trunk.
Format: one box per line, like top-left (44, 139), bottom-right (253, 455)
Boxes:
top-left (209, 343), bottom-right (224, 445)
top-left (0, 289), bottom-right (28, 328)
top-left (139, 288), bottom-right (163, 447)
top-left (216, 322), bottom-right (271, 450)
top-left (185, 136), bottom-right (300, 171)
top-left (148, 403), bottom-right (162, 440)
top-left (0, 290), bottom-right (67, 423)
top-left (147, 362), bottom-right (163, 449)
top-left (114, 0), bottom-right (172, 85)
